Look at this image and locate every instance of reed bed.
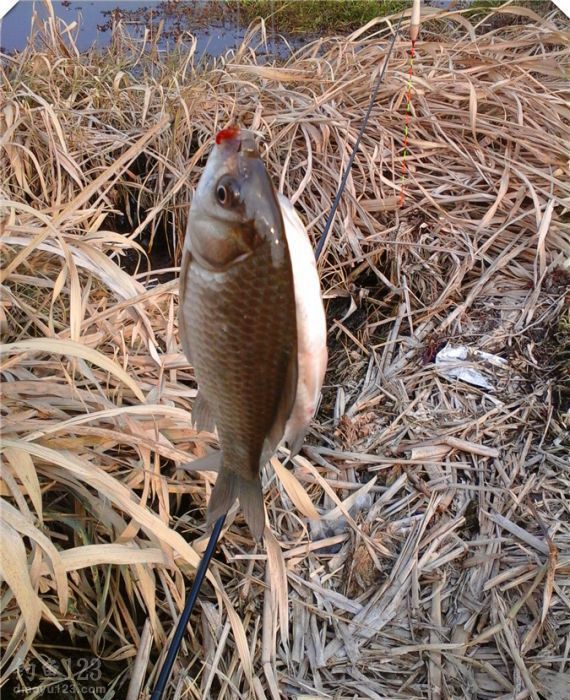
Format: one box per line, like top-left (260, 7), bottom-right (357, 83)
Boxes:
top-left (1, 2), bottom-right (569, 698)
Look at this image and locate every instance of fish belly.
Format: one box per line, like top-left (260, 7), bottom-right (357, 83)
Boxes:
top-left (278, 194), bottom-right (328, 454)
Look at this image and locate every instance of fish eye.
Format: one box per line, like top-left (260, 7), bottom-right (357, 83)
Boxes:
top-left (216, 184), bottom-right (228, 204)
top-left (215, 176), bottom-right (241, 209)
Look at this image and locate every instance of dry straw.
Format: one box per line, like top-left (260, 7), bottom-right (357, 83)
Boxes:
top-left (1, 2), bottom-right (569, 698)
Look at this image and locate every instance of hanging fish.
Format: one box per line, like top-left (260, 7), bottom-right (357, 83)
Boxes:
top-left (179, 127), bottom-right (327, 539)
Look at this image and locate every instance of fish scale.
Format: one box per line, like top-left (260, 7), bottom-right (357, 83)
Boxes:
top-left (181, 194), bottom-right (296, 536)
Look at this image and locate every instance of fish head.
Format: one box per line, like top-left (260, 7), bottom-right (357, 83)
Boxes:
top-left (187, 127), bottom-right (286, 270)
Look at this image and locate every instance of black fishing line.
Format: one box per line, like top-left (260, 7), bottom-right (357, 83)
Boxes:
top-left (150, 514), bottom-right (225, 700)
top-left (151, 13), bottom-right (404, 699)
top-left (315, 11), bottom-right (404, 262)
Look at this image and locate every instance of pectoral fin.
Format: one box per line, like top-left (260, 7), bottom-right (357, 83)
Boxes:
top-left (285, 427), bottom-right (306, 458)
top-left (178, 246), bottom-right (194, 364)
top-left (265, 350), bottom-right (298, 460)
top-left (180, 450), bottom-right (222, 473)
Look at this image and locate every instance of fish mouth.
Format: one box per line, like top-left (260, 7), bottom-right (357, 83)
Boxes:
top-left (238, 130), bottom-right (257, 156)
top-left (215, 126), bottom-right (258, 157)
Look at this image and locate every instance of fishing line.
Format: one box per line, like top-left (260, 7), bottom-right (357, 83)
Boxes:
top-left (314, 11), bottom-right (404, 262)
top-left (152, 9), bottom-right (408, 699)
top-left (150, 514), bottom-right (225, 700)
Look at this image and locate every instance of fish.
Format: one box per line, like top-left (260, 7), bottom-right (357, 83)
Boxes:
top-left (179, 127), bottom-right (327, 539)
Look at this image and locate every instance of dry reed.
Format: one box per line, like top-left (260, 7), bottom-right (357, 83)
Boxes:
top-left (1, 2), bottom-right (569, 699)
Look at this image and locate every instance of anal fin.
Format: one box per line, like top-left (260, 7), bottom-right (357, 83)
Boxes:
top-left (192, 392), bottom-right (216, 433)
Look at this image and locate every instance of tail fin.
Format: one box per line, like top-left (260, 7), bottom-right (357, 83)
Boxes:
top-left (207, 468), bottom-right (266, 541)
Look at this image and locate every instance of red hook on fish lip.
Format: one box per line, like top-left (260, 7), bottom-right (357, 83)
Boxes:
top-left (215, 126), bottom-right (240, 145)
top-left (215, 127), bottom-right (258, 156)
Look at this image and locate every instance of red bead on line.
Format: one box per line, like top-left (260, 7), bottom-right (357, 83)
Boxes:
top-left (215, 127), bottom-right (240, 144)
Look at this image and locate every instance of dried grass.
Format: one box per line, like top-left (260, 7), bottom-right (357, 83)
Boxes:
top-left (1, 2), bottom-right (569, 699)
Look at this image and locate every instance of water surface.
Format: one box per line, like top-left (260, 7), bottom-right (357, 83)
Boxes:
top-left (0, 0), bottom-right (296, 57)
